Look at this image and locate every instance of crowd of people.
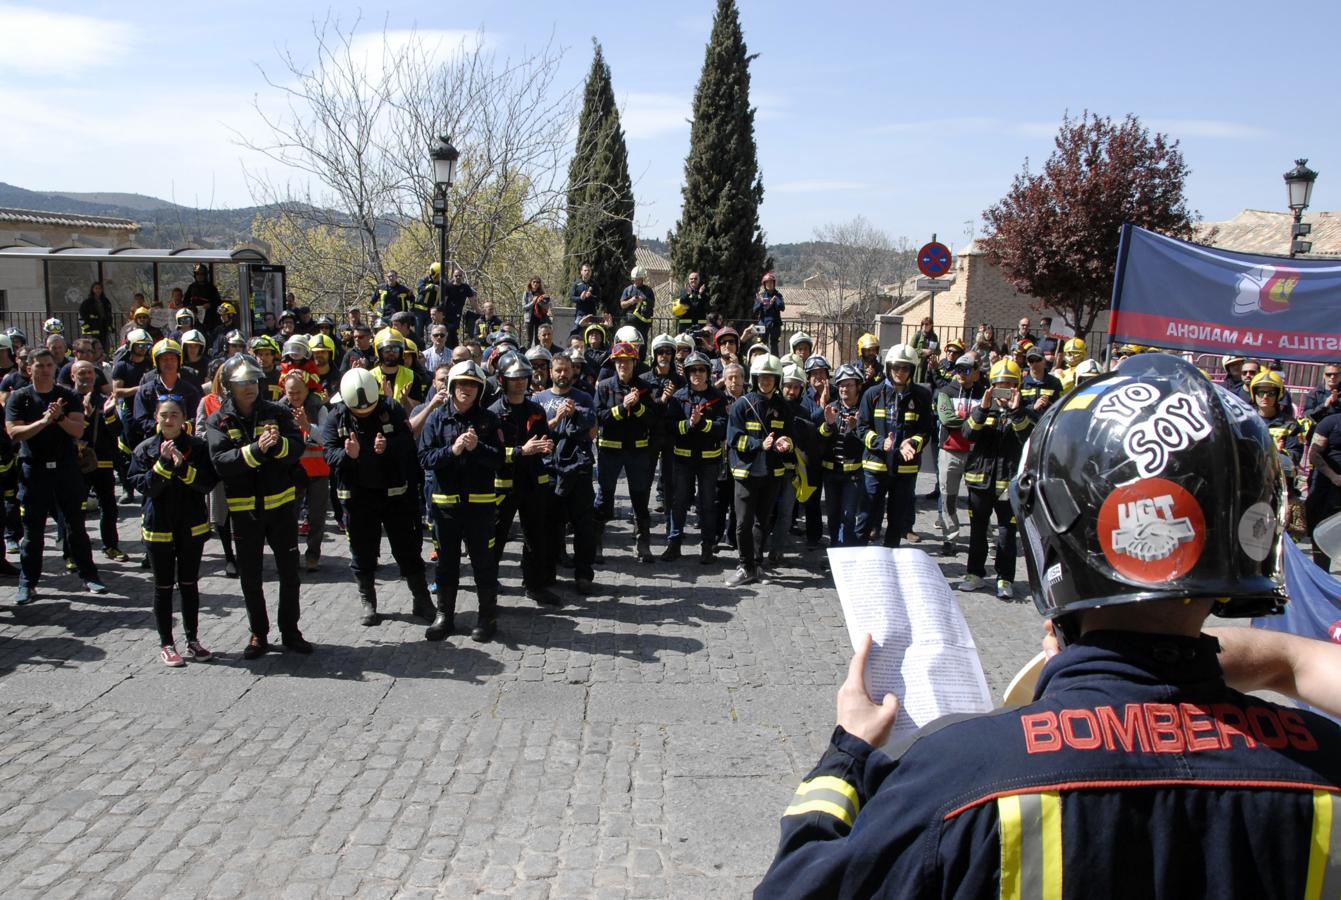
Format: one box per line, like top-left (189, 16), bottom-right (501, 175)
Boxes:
top-left (4, 261), bottom-right (1340, 670)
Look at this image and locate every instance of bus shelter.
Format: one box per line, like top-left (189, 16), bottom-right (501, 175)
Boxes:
top-left (0, 244), bottom-right (284, 341)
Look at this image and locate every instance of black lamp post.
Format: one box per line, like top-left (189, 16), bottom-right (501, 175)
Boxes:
top-left (1284, 158), bottom-right (1318, 257)
top-left (430, 135), bottom-right (460, 301)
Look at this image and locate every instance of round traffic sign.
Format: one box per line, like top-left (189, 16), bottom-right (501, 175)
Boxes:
top-left (918, 242), bottom-right (952, 278)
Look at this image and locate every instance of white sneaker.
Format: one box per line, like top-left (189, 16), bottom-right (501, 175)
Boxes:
top-left (958, 574), bottom-right (986, 592)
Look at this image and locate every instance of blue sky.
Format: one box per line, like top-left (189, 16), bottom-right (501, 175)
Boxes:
top-left (1, 0), bottom-right (1337, 248)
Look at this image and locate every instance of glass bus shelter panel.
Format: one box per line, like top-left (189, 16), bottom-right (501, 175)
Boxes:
top-left (47, 259), bottom-right (99, 336)
top-left (101, 260), bottom-right (156, 324)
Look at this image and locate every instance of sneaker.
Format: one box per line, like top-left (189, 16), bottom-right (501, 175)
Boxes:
top-left (996, 579), bottom-right (1014, 601)
top-left (242, 634), bottom-right (269, 660)
top-left (64, 557), bottom-right (78, 573)
top-left (105, 547), bottom-right (129, 562)
top-left (903, 532), bottom-right (921, 544)
top-left (4, 539), bottom-right (18, 555)
top-left (941, 541), bottom-right (956, 556)
top-left (224, 560), bottom-right (237, 578)
top-left (185, 641), bottom-right (213, 662)
top-left (84, 579), bottom-right (108, 595)
top-left (161, 645), bottom-right (185, 668)
top-left (958, 574), bottom-right (986, 592)
top-left (298, 521), bottom-right (310, 536)
top-left (16, 584), bottom-right (34, 605)
top-left (724, 566), bottom-right (757, 588)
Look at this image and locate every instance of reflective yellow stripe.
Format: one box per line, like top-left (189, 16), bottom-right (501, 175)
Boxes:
top-left (273, 439), bottom-right (289, 459)
top-left (468, 493), bottom-right (495, 504)
top-left (633, 404), bottom-right (646, 417)
top-left (998, 792), bottom-right (1062, 900)
top-left (117, 438), bottom-right (132, 454)
top-left (226, 428), bottom-right (243, 440)
top-left (190, 522), bottom-right (211, 537)
top-left (180, 465), bottom-right (197, 485)
top-left (678, 420), bottom-right (690, 435)
top-left (504, 446), bottom-right (515, 463)
top-left (263, 486), bottom-right (295, 509)
top-left (863, 433), bottom-right (879, 449)
top-left (783, 776), bottom-right (860, 828)
top-left (735, 435), bottom-right (748, 452)
top-left (598, 438), bottom-right (623, 449)
top-left (862, 459), bottom-right (887, 472)
top-left (634, 439), bottom-right (648, 448)
top-left (1306, 790), bottom-right (1341, 900)
top-left (965, 472), bottom-right (988, 484)
top-left (386, 485), bottom-right (407, 497)
top-left (227, 496), bottom-right (256, 512)
top-left (968, 416), bottom-right (989, 431)
top-left (142, 529), bottom-right (173, 543)
top-left (731, 467), bottom-right (750, 479)
top-left (701, 447), bottom-right (722, 458)
top-left (241, 443), bottom-right (261, 468)
top-left (336, 489), bottom-right (352, 500)
top-left (432, 493), bottom-right (460, 506)
top-left (153, 460), bottom-right (173, 479)
top-left (97, 460), bottom-right (114, 469)
top-left (745, 421), bottom-right (762, 431)
top-left (673, 447), bottom-right (692, 457)
top-left (896, 464), bottom-right (920, 475)
top-left (495, 478), bottom-right (514, 489)
top-left (873, 408), bottom-right (887, 418)
top-left (611, 405), bottom-right (624, 421)
top-left (537, 474), bottom-right (550, 484)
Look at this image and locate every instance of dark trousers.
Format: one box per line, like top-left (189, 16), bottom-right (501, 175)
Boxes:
top-left (345, 494), bottom-right (426, 581)
top-left (733, 475), bottom-right (782, 568)
top-left (494, 485), bottom-right (557, 589)
top-left (823, 472), bottom-right (864, 547)
top-left (19, 463), bottom-right (97, 586)
top-left (653, 443), bottom-right (674, 503)
top-left (857, 471), bottom-right (917, 547)
top-left (147, 535), bottom-right (205, 645)
top-left (668, 458), bottom-right (719, 548)
top-left (231, 505), bottom-right (301, 638)
top-left (85, 466), bottom-right (120, 550)
top-left (596, 449), bottom-right (653, 536)
top-left (431, 504), bottom-right (498, 623)
top-left (1306, 481), bottom-right (1341, 570)
top-left (966, 489), bottom-right (1017, 582)
top-left (555, 477), bottom-right (597, 582)
top-left (716, 474), bottom-right (737, 548)
top-left (803, 464), bottom-right (825, 543)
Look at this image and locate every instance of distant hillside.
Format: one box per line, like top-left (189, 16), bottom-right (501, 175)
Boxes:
top-left (0, 181), bottom-right (366, 249)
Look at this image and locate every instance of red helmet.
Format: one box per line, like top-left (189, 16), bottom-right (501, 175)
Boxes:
top-left (761, 272), bottom-right (776, 285)
top-left (609, 341), bottom-right (639, 360)
top-left (714, 326), bottom-right (739, 348)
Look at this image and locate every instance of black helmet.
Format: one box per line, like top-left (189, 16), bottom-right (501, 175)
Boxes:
top-left (1010, 353), bottom-right (1286, 641)
top-left (498, 354), bottom-right (533, 382)
top-left (682, 351), bottom-right (711, 372)
top-left (221, 353), bottom-right (265, 396)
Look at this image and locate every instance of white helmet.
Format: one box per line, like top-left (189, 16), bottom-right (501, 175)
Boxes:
top-left (126, 328), bottom-right (152, 348)
top-left (630, 266), bottom-right (648, 281)
top-left (650, 333), bottom-right (677, 354)
top-left (884, 344), bottom-right (918, 369)
top-left (782, 363), bottom-right (806, 386)
top-left (447, 359), bottom-right (487, 389)
top-left (789, 331), bottom-right (813, 352)
top-left (525, 345), bottom-right (553, 363)
top-left (340, 368), bottom-right (380, 410)
top-left (614, 325), bottom-right (643, 345)
top-left (42, 317), bottom-right (63, 335)
top-left (749, 353), bottom-right (784, 381)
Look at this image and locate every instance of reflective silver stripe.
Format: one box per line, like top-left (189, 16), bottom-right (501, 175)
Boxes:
top-left (998, 792), bottom-right (1062, 900)
top-left (1307, 790), bottom-right (1341, 900)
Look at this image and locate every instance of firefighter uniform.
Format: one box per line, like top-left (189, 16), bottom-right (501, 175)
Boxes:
top-left (663, 374), bottom-right (727, 559)
top-left (726, 366), bottom-right (792, 581)
top-left (757, 632), bottom-right (1341, 899)
top-left (855, 369), bottom-right (933, 546)
top-left (418, 376), bottom-right (504, 641)
top-left (594, 348), bottom-right (656, 562)
top-left (129, 431), bottom-right (217, 648)
top-left (490, 390), bottom-right (558, 599)
top-left (817, 395), bottom-right (864, 547)
top-left (204, 394), bottom-right (305, 648)
top-left (963, 384), bottom-right (1032, 595)
top-left (373, 279), bottom-right (414, 320)
top-left (534, 385), bottom-right (599, 591)
top-left (323, 391), bottom-right (433, 626)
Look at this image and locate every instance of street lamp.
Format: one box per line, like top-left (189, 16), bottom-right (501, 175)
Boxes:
top-left (430, 134), bottom-right (460, 313)
top-left (1284, 158), bottom-right (1318, 257)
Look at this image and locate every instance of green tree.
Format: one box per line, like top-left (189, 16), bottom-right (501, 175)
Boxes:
top-left (251, 211), bottom-right (368, 313)
top-left (563, 40), bottom-right (636, 318)
top-left (669, 0), bottom-right (768, 321)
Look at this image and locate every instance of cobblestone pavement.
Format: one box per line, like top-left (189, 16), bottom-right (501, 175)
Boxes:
top-left (0, 472), bottom-right (1043, 898)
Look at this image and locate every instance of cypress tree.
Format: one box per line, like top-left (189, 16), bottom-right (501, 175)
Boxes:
top-left (563, 40), bottom-right (636, 321)
top-left (669, 0), bottom-right (768, 322)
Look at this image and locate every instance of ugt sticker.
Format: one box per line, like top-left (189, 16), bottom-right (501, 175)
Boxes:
top-left (1098, 478), bottom-right (1206, 583)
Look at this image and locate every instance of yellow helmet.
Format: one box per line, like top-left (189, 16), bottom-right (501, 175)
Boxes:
top-left (429, 261), bottom-right (442, 277)
top-left (1250, 370), bottom-right (1286, 396)
top-left (151, 338), bottom-right (182, 365)
top-left (989, 358), bottom-right (1022, 384)
top-left (857, 332), bottom-right (880, 353)
top-left (1063, 338), bottom-right (1086, 355)
top-left (671, 299), bottom-right (689, 317)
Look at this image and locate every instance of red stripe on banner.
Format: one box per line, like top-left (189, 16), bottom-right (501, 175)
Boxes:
top-left (1111, 311), bottom-right (1341, 362)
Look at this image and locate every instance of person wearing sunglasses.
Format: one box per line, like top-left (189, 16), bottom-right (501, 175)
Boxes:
top-left (933, 352), bottom-right (982, 556)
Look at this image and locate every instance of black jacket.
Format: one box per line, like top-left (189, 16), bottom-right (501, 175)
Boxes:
top-left (129, 431), bottom-right (217, 542)
top-left (322, 399), bottom-right (417, 504)
top-left (417, 401), bottom-right (503, 508)
top-left (204, 397), bottom-right (303, 516)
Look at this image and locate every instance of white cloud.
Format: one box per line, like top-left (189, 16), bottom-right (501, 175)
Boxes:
top-left (621, 92), bottom-right (690, 140)
top-left (345, 28), bottom-right (492, 71)
top-left (0, 4), bottom-right (137, 76)
top-left (772, 180), bottom-right (870, 194)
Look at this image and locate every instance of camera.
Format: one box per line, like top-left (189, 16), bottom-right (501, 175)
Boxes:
top-left (751, 324), bottom-right (767, 336)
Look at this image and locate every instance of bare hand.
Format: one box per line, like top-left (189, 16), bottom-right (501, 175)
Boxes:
top-left (257, 426), bottom-right (279, 451)
top-left (44, 399), bottom-right (65, 422)
top-left (837, 634), bottom-right (900, 747)
top-left (555, 398), bottom-right (573, 421)
top-left (397, 382), bottom-right (412, 403)
top-left (431, 387), bottom-right (449, 409)
top-left (522, 434), bottom-right (553, 456)
top-left (373, 433), bottom-right (387, 455)
top-left (824, 404), bottom-right (838, 426)
top-left (899, 439), bottom-right (918, 462)
top-left (622, 390), bottom-right (639, 410)
top-left (883, 433), bottom-right (894, 452)
top-left (344, 434), bottom-right (360, 459)
top-left (762, 432), bottom-right (776, 451)
top-left (689, 406), bottom-right (703, 427)
top-left (160, 440), bottom-right (182, 466)
top-left (1034, 394), bottom-right (1051, 412)
top-left (662, 382), bottom-right (673, 402)
top-left (349, 356), bottom-right (365, 369)
top-left (982, 389), bottom-right (995, 410)
top-left (292, 406), bottom-right (309, 431)
top-left (1009, 387), bottom-right (1023, 411)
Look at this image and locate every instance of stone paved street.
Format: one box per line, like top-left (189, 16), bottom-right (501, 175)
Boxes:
top-left (0, 472), bottom-right (1042, 898)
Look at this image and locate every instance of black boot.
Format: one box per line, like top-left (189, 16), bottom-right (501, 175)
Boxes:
top-left (406, 570), bottom-right (435, 622)
top-left (425, 589), bottom-right (455, 641)
top-left (636, 531), bottom-right (654, 564)
top-left (593, 531), bottom-right (606, 564)
top-left (357, 577), bottom-right (381, 627)
top-left (471, 591), bottom-right (497, 642)
top-left (661, 540), bottom-right (682, 562)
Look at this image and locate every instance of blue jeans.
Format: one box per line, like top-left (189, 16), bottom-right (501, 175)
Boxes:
top-left (857, 470), bottom-right (917, 547)
top-left (824, 472), bottom-right (864, 546)
top-left (668, 458), bottom-right (719, 547)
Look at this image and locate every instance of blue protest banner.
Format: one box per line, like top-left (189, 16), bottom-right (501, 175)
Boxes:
top-left (1110, 225), bottom-right (1341, 362)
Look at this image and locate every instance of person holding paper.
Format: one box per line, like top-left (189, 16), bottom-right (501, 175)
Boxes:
top-left (757, 353), bottom-right (1341, 900)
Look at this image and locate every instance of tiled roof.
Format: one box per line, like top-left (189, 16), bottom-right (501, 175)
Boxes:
top-left (635, 246), bottom-right (671, 272)
top-left (0, 206), bottom-right (140, 231)
top-left (1196, 208), bottom-right (1341, 257)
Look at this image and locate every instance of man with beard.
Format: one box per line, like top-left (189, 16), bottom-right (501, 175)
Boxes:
top-left (535, 353), bottom-right (598, 595)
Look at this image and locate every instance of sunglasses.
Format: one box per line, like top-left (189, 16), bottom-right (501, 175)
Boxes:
top-left (953, 366), bottom-right (974, 374)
